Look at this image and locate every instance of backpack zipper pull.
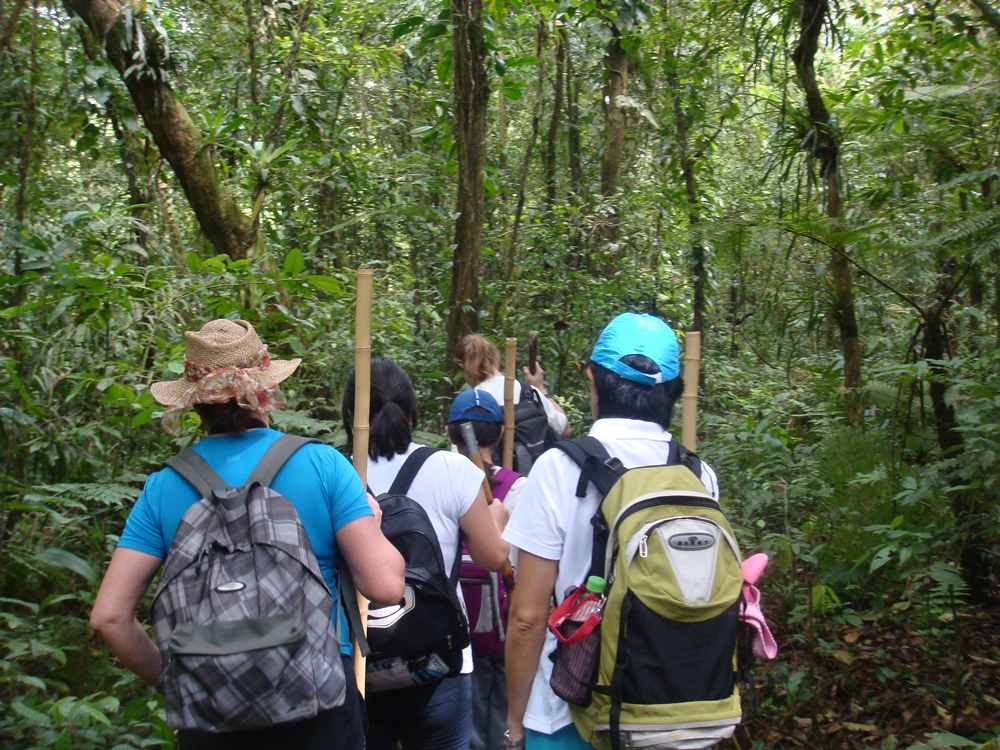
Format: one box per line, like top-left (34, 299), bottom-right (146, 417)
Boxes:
top-left (639, 535), bottom-right (649, 558)
top-left (195, 544), bottom-right (212, 576)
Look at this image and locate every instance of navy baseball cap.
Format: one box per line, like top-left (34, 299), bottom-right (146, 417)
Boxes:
top-left (589, 312), bottom-right (680, 386)
top-left (448, 387), bottom-right (504, 423)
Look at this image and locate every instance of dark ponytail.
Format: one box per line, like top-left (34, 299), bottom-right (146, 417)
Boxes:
top-left (343, 357), bottom-right (417, 460)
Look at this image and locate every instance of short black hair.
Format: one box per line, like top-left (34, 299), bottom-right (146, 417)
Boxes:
top-left (446, 412), bottom-right (503, 450)
top-left (194, 400), bottom-right (266, 434)
top-left (342, 357), bottom-right (417, 460)
top-left (589, 354), bottom-right (683, 430)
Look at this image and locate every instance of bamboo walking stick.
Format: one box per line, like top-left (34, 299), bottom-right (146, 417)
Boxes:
top-left (502, 337), bottom-right (517, 469)
top-left (681, 331), bottom-right (701, 451)
top-left (351, 269), bottom-right (374, 695)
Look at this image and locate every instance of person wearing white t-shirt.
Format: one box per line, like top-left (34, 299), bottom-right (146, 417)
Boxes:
top-left (456, 333), bottom-right (571, 440)
top-left (342, 358), bottom-right (510, 750)
top-left (501, 313), bottom-right (720, 750)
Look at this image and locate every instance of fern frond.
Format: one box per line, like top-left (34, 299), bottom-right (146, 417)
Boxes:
top-left (270, 409), bottom-right (343, 437)
top-left (931, 205), bottom-right (1000, 246)
top-left (30, 483), bottom-right (141, 507)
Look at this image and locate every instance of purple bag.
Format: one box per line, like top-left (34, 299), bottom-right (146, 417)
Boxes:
top-left (459, 468), bottom-right (519, 658)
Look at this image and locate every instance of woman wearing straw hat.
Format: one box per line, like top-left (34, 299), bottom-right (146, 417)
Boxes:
top-left (342, 357), bottom-right (510, 750)
top-left (90, 318), bottom-right (404, 749)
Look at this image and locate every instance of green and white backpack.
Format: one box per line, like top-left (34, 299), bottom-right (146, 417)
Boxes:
top-left (553, 437), bottom-right (744, 750)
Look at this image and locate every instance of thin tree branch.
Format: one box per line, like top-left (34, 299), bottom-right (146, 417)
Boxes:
top-left (782, 224), bottom-right (924, 314)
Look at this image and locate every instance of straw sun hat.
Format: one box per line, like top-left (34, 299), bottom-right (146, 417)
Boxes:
top-left (150, 319), bottom-right (300, 433)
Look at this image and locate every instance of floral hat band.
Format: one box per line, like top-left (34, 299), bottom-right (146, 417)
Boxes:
top-left (150, 319), bottom-right (301, 435)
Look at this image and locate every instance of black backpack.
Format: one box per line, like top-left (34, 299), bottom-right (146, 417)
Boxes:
top-left (343, 447), bottom-right (470, 693)
top-left (491, 381), bottom-right (559, 474)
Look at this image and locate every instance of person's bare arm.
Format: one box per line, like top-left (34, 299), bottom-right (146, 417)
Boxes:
top-left (460, 488), bottom-right (510, 571)
top-left (336, 514), bottom-right (405, 604)
top-left (90, 548), bottom-right (164, 685)
top-left (505, 550), bottom-right (558, 743)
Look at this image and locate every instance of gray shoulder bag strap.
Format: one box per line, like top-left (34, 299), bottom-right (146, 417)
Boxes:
top-left (247, 434), bottom-right (319, 486)
top-left (166, 450), bottom-right (227, 499)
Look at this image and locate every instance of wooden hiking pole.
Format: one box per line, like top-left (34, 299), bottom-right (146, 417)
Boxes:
top-left (351, 268), bottom-right (373, 695)
top-left (502, 337), bottom-right (517, 469)
top-left (681, 331), bottom-right (701, 451)
top-left (457, 422), bottom-right (517, 595)
top-left (527, 330), bottom-right (539, 375)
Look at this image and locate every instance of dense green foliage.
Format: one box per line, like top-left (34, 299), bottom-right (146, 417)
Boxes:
top-left (1, 0), bottom-right (998, 747)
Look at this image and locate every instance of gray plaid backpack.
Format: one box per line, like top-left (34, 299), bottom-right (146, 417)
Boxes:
top-left (150, 435), bottom-right (347, 731)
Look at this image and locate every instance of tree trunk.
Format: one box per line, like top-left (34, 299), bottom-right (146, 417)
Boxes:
top-left (967, 0), bottom-right (1000, 35)
top-left (445, 0), bottom-right (489, 375)
top-left (595, 24), bottom-right (627, 271)
top-left (665, 47), bottom-right (705, 335)
top-left (63, 0), bottom-right (254, 259)
top-left (923, 263), bottom-right (992, 603)
top-left (0, 0), bottom-right (27, 54)
top-left (0, 0), bottom-right (37, 579)
top-left (504, 22), bottom-right (545, 284)
top-left (792, 0), bottom-right (864, 428)
top-left (543, 25), bottom-right (565, 216)
top-left (564, 31), bottom-right (585, 267)
top-left (565, 31), bottom-right (583, 202)
top-left (75, 26), bottom-right (153, 251)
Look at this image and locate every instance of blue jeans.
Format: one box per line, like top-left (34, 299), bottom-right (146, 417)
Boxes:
top-left (366, 673), bottom-right (472, 750)
top-left (526, 724), bottom-right (591, 750)
top-left (470, 651), bottom-right (507, 750)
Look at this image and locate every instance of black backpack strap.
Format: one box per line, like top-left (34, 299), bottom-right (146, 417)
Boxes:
top-left (554, 437), bottom-right (626, 499)
top-left (387, 446), bottom-right (439, 496)
top-left (668, 439), bottom-right (703, 479)
top-left (389, 447), bottom-right (464, 589)
top-left (518, 380), bottom-right (540, 405)
top-left (166, 449), bottom-right (227, 499)
top-left (554, 437), bottom-right (628, 582)
top-left (247, 434), bottom-right (319, 486)
top-left (338, 563), bottom-right (371, 657)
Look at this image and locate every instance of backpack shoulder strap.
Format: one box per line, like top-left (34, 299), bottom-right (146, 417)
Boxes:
top-left (166, 449), bottom-right (227, 499)
top-left (387, 446), bottom-right (439, 496)
top-left (338, 563), bottom-right (371, 658)
top-left (554, 436), bottom-right (626, 499)
top-left (518, 380), bottom-right (540, 405)
top-left (389, 447), bottom-right (465, 590)
top-left (553, 437), bottom-right (629, 583)
top-left (491, 467), bottom-right (520, 501)
top-left (247, 434), bottom-right (319, 486)
top-left (668, 439), bottom-right (704, 479)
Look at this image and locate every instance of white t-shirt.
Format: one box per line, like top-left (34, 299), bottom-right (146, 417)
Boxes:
top-left (476, 373), bottom-right (568, 437)
top-left (367, 443), bottom-right (485, 674)
top-left (501, 418), bottom-right (720, 734)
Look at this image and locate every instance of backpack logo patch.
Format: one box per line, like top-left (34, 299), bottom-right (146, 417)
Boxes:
top-left (214, 581), bottom-right (247, 593)
top-left (668, 532), bottom-right (716, 550)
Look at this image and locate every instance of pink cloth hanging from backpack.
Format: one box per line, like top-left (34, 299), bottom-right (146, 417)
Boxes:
top-left (740, 553), bottom-right (778, 660)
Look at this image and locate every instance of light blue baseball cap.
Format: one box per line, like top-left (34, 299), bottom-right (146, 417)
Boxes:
top-left (589, 312), bottom-right (680, 386)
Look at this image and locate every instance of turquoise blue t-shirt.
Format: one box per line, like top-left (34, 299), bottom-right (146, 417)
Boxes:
top-left (118, 428), bottom-right (371, 654)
